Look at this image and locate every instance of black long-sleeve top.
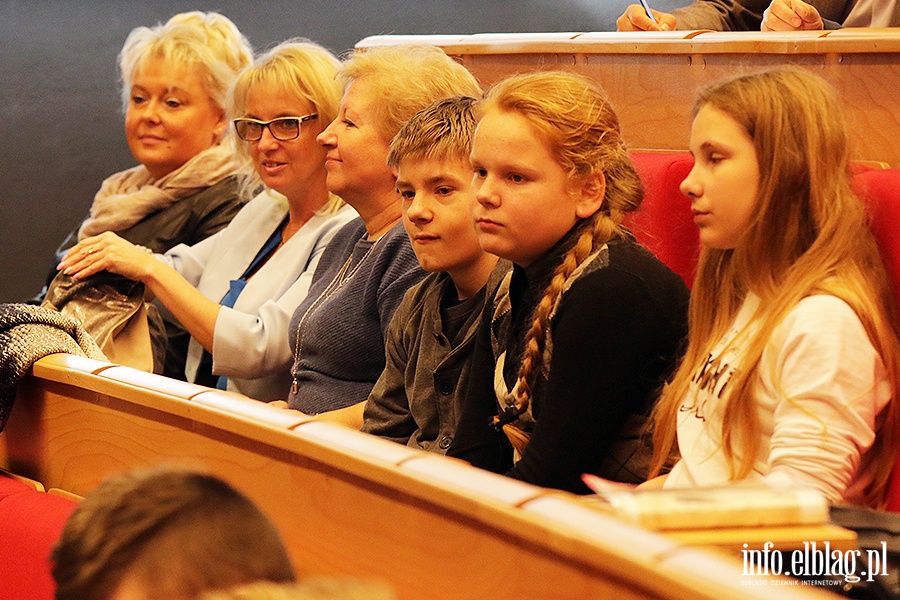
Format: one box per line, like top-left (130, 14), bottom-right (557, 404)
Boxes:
top-left (447, 232), bottom-right (689, 494)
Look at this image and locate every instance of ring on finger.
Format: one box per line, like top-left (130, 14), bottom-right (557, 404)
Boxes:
top-left (87, 246), bottom-right (96, 255)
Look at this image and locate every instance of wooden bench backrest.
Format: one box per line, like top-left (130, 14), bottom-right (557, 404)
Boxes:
top-left (357, 30), bottom-right (900, 166)
top-left (2, 354), bottom-right (828, 600)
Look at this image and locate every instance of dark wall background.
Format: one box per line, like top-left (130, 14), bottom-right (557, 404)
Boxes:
top-left (0, 0), bottom-right (685, 301)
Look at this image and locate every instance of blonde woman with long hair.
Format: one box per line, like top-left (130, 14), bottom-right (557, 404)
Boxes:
top-left (649, 67), bottom-right (900, 507)
top-left (447, 71), bottom-right (690, 493)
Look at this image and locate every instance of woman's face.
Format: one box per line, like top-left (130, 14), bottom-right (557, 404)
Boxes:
top-left (316, 78), bottom-right (396, 209)
top-left (124, 57), bottom-right (225, 180)
top-left (470, 109), bottom-right (582, 267)
top-left (680, 104), bottom-right (760, 250)
top-left (242, 82), bottom-right (327, 204)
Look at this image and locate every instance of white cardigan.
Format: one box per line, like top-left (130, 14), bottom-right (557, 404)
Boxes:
top-left (162, 189), bottom-right (357, 401)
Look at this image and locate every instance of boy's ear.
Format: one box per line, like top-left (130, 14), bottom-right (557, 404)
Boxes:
top-left (573, 172), bottom-right (607, 219)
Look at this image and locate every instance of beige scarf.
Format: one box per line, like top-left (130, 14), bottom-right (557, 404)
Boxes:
top-left (78, 143), bottom-right (236, 240)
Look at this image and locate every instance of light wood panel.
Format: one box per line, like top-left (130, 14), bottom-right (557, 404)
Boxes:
top-left (1, 354), bottom-right (829, 600)
top-left (357, 30), bottom-right (900, 164)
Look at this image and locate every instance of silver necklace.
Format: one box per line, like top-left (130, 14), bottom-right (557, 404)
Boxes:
top-left (289, 241), bottom-right (378, 396)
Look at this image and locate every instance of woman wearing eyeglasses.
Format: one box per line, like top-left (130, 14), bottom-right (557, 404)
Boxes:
top-left (59, 40), bottom-right (356, 401)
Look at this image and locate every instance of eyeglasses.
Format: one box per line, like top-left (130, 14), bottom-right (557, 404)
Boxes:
top-left (233, 114), bottom-right (318, 142)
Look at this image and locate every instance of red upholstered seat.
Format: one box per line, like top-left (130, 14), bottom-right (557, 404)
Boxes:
top-left (0, 472), bottom-right (34, 497)
top-left (856, 169), bottom-right (900, 302)
top-left (628, 152), bottom-right (699, 289)
top-left (627, 156), bottom-right (900, 508)
top-left (0, 474), bottom-right (78, 600)
top-left (855, 169), bottom-right (900, 512)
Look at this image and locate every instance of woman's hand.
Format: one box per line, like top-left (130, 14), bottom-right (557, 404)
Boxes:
top-left (310, 401), bottom-right (365, 429)
top-left (616, 4), bottom-right (677, 31)
top-left (762, 0), bottom-right (823, 30)
top-left (58, 232), bottom-right (157, 281)
top-left (61, 231), bottom-right (223, 352)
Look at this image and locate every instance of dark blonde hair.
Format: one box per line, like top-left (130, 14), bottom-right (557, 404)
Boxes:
top-left (386, 95), bottom-right (478, 169)
top-left (649, 67), bottom-right (900, 507)
top-left (337, 45), bottom-right (481, 144)
top-left (229, 39), bottom-right (344, 209)
top-left (200, 578), bottom-right (396, 600)
top-left (118, 11), bottom-right (252, 112)
top-left (481, 71), bottom-right (643, 448)
top-left (52, 468), bottom-right (295, 600)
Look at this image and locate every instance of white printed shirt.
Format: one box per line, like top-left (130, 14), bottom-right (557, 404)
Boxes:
top-left (665, 294), bottom-right (890, 504)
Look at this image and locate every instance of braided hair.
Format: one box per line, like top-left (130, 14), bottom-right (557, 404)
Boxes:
top-left (480, 71), bottom-right (643, 451)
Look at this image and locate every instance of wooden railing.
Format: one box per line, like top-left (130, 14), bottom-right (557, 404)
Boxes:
top-left (1, 354), bottom-right (829, 600)
top-left (357, 30), bottom-right (900, 165)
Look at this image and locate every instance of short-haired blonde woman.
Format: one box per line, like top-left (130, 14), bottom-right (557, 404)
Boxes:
top-left (60, 40), bottom-right (356, 401)
top-left (286, 45), bottom-right (481, 421)
top-left (447, 71), bottom-right (689, 493)
top-left (41, 11), bottom-right (252, 293)
top-left (648, 68), bottom-right (900, 507)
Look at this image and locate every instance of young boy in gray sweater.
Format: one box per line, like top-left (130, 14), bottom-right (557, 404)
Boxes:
top-left (361, 96), bottom-right (506, 453)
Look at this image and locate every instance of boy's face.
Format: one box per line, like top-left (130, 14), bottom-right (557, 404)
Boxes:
top-left (397, 156), bottom-right (485, 276)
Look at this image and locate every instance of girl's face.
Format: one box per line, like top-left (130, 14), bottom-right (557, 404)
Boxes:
top-left (680, 104), bottom-right (760, 250)
top-left (242, 82), bottom-right (326, 204)
top-left (470, 109), bottom-right (587, 267)
top-left (125, 57), bottom-right (225, 180)
top-left (316, 78), bottom-right (395, 209)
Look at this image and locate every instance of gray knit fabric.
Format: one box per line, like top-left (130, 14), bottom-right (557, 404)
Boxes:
top-left (0, 303), bottom-right (105, 432)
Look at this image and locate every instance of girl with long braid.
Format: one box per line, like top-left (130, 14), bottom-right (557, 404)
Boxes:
top-left (447, 71), bottom-right (690, 493)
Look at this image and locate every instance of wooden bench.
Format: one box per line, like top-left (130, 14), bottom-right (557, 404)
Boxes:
top-left (357, 30), bottom-right (900, 165)
top-left (1, 354), bottom-right (828, 600)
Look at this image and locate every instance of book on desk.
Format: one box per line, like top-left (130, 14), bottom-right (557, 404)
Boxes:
top-left (581, 474), bottom-right (857, 551)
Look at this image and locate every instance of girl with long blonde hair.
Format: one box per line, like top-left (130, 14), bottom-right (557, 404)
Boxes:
top-left (447, 71), bottom-right (690, 493)
top-left (650, 67), bottom-right (900, 507)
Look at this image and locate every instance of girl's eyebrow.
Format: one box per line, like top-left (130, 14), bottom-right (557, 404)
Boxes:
top-left (698, 140), bottom-right (730, 152)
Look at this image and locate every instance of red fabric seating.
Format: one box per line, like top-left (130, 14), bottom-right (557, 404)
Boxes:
top-left (628, 152), bottom-right (699, 289)
top-left (628, 155), bottom-right (900, 510)
top-left (855, 169), bottom-right (900, 512)
top-left (856, 169), bottom-right (900, 302)
top-left (0, 474), bottom-right (78, 600)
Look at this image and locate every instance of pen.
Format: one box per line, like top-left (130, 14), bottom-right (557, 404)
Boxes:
top-left (639, 0), bottom-right (659, 24)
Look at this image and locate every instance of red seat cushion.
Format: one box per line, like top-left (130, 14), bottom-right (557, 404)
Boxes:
top-left (0, 473), bottom-right (34, 498)
top-left (628, 152), bottom-right (699, 289)
top-left (0, 486), bottom-right (78, 600)
top-left (855, 169), bottom-right (900, 302)
top-left (853, 169), bottom-right (900, 511)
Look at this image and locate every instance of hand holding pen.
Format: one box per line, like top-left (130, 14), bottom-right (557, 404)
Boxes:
top-left (639, 0), bottom-right (658, 24)
top-left (616, 2), bottom-right (677, 31)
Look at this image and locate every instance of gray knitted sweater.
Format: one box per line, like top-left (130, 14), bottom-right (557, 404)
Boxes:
top-left (0, 303), bottom-right (105, 432)
top-left (287, 219), bottom-right (427, 414)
